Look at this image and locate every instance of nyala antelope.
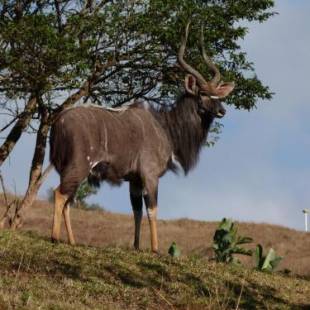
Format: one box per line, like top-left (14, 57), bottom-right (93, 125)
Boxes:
top-left (50, 24), bottom-right (235, 253)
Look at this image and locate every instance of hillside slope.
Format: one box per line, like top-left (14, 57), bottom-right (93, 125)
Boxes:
top-left (0, 196), bottom-right (310, 276)
top-left (0, 231), bottom-right (309, 309)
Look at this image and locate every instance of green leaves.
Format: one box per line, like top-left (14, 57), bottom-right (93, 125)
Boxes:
top-left (0, 0), bottom-right (276, 109)
top-left (0, 11), bottom-right (92, 96)
top-left (255, 244), bottom-right (282, 272)
top-left (212, 219), bottom-right (283, 272)
top-left (213, 218), bottom-right (253, 263)
top-left (75, 180), bottom-right (98, 209)
top-left (168, 241), bottom-right (181, 258)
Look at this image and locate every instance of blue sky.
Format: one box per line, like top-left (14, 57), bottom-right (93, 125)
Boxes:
top-left (1, 1), bottom-right (309, 231)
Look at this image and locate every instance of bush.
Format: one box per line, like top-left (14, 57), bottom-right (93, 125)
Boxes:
top-left (255, 244), bottom-right (282, 272)
top-left (213, 218), bottom-right (253, 264)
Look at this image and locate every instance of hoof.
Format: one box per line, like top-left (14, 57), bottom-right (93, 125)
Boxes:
top-left (68, 240), bottom-right (76, 246)
top-left (134, 242), bottom-right (142, 251)
top-left (10, 216), bottom-right (23, 230)
top-left (51, 237), bottom-right (60, 244)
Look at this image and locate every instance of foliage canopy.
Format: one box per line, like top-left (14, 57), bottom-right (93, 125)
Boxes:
top-left (0, 0), bottom-right (275, 112)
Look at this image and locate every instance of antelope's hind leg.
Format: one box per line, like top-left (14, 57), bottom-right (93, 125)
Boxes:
top-left (63, 202), bottom-right (75, 245)
top-left (51, 186), bottom-right (70, 243)
top-left (130, 181), bottom-right (143, 250)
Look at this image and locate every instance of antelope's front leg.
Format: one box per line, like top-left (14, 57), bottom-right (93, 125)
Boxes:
top-left (143, 178), bottom-right (159, 254)
top-left (130, 181), bottom-right (143, 250)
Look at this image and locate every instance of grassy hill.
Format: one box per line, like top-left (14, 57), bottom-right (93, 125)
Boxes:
top-left (0, 196), bottom-right (310, 308)
top-left (1, 196), bottom-right (309, 276)
top-left (0, 230), bottom-right (309, 309)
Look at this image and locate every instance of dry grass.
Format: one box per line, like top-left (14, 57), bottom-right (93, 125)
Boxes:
top-left (0, 230), bottom-right (309, 309)
top-left (0, 194), bottom-right (310, 277)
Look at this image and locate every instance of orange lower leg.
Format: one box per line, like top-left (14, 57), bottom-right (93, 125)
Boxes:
top-left (63, 204), bottom-right (75, 245)
top-left (147, 206), bottom-right (158, 253)
top-left (51, 187), bottom-right (68, 242)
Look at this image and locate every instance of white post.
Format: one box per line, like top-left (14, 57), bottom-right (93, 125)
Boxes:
top-left (303, 209), bottom-right (309, 232)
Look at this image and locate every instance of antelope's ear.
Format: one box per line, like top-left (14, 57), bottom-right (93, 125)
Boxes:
top-left (214, 82), bottom-right (235, 98)
top-left (184, 74), bottom-right (198, 95)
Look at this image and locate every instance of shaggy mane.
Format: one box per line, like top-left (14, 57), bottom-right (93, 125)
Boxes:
top-left (152, 94), bottom-right (214, 174)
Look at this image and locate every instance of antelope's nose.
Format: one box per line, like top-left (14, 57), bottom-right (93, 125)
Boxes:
top-left (216, 107), bottom-right (226, 118)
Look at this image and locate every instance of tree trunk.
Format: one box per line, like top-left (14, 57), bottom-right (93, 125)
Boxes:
top-left (10, 108), bottom-right (51, 229)
top-left (0, 95), bottom-right (37, 166)
top-left (0, 173), bottom-right (15, 228)
top-left (10, 164), bottom-right (52, 229)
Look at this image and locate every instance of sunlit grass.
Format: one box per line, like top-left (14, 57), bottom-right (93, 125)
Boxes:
top-left (0, 230), bottom-right (309, 309)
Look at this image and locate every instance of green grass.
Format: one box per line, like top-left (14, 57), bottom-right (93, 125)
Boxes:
top-left (0, 231), bottom-right (309, 309)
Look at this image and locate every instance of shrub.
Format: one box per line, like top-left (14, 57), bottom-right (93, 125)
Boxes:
top-left (213, 218), bottom-right (253, 263)
top-left (255, 244), bottom-right (282, 272)
top-left (168, 241), bottom-right (181, 257)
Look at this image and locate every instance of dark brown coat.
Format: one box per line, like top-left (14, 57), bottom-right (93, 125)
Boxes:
top-left (49, 22), bottom-right (235, 252)
top-left (50, 103), bottom-right (173, 197)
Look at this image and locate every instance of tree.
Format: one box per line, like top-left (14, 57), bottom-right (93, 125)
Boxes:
top-left (0, 0), bottom-right (275, 227)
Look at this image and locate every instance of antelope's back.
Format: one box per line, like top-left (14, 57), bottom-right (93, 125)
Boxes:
top-left (50, 105), bottom-right (171, 177)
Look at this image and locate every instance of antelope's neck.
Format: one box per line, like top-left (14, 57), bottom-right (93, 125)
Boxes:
top-left (153, 94), bottom-right (214, 174)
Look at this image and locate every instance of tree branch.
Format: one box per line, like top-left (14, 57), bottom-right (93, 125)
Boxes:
top-left (0, 95), bottom-right (37, 166)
